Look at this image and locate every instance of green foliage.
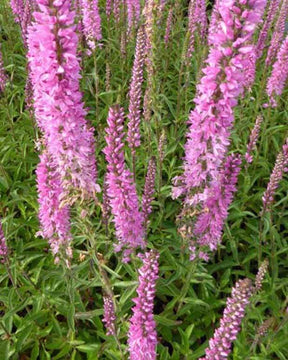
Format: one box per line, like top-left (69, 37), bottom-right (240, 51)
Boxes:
top-left (0, 0), bottom-right (288, 359)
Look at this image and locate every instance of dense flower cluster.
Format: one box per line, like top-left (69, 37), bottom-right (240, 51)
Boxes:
top-left (262, 139), bottom-right (288, 213)
top-left (126, 0), bottom-right (141, 34)
top-left (128, 250), bottom-right (159, 360)
top-left (0, 45), bottom-right (7, 92)
top-left (245, 115), bottom-right (263, 164)
top-left (199, 278), bottom-right (253, 360)
top-left (188, 154), bottom-right (242, 260)
top-left (127, 26), bottom-right (146, 155)
top-left (10, 0), bottom-right (24, 22)
top-left (27, 0), bottom-right (99, 202)
top-left (0, 220), bottom-right (8, 262)
top-left (142, 158), bottom-right (156, 228)
top-left (186, 0), bottom-right (207, 59)
top-left (255, 258), bottom-right (269, 291)
top-left (164, 8), bottom-right (173, 47)
top-left (256, 0), bottom-right (280, 58)
top-left (103, 106), bottom-right (144, 260)
top-left (266, 34), bottom-right (288, 107)
top-left (102, 295), bottom-right (116, 336)
top-left (173, 0), bottom-right (266, 200)
top-left (36, 151), bottom-right (72, 259)
top-left (265, 0), bottom-right (288, 66)
top-left (81, 0), bottom-right (102, 51)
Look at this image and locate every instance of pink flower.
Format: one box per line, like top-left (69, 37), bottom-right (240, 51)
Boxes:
top-left (0, 220), bottom-right (8, 262)
top-left (172, 0), bottom-right (266, 199)
top-left (128, 250), bottom-right (159, 360)
top-left (256, 0), bottom-right (280, 58)
top-left (188, 154), bottom-right (241, 260)
top-left (262, 139), bottom-right (288, 213)
top-left (0, 45), bottom-right (7, 92)
top-left (80, 0), bottom-right (102, 51)
top-left (27, 0), bottom-right (99, 203)
top-left (245, 115), bottom-right (263, 164)
top-left (103, 106), bottom-right (145, 260)
top-left (265, 0), bottom-right (288, 67)
top-left (164, 8), bottom-right (173, 47)
top-left (102, 295), bottom-right (116, 336)
top-left (199, 278), bottom-right (253, 360)
top-left (266, 34), bottom-right (288, 107)
top-left (36, 150), bottom-right (72, 258)
top-left (127, 26), bottom-right (146, 155)
top-left (142, 158), bottom-right (156, 229)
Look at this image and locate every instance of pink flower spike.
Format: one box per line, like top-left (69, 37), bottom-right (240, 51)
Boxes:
top-left (199, 278), bottom-right (253, 360)
top-left (27, 0), bottom-right (99, 203)
top-left (128, 250), bottom-right (159, 360)
top-left (0, 220), bottom-right (8, 262)
top-left (103, 106), bottom-right (145, 259)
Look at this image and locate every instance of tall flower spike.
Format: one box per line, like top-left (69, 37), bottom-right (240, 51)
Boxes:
top-left (188, 154), bottom-right (242, 260)
top-left (245, 115), bottom-right (263, 164)
top-left (199, 278), bottom-right (253, 360)
top-left (10, 0), bottom-right (24, 23)
top-left (265, 0), bottom-right (288, 67)
top-left (103, 106), bottom-right (145, 261)
top-left (164, 8), bottom-right (173, 47)
top-left (27, 0), bottom-right (99, 203)
top-left (261, 139), bottom-right (288, 213)
top-left (127, 0), bottom-right (141, 34)
top-left (255, 258), bottom-right (269, 291)
top-left (266, 34), bottom-right (288, 107)
top-left (142, 158), bottom-right (156, 229)
top-left (186, 0), bottom-right (207, 59)
top-left (0, 45), bottom-right (7, 92)
top-left (36, 150), bottom-right (72, 260)
top-left (21, 0), bottom-right (33, 48)
top-left (256, 0), bottom-right (281, 58)
top-left (128, 250), bottom-right (159, 360)
top-left (102, 294), bottom-right (116, 336)
top-left (81, 0), bottom-right (102, 51)
top-left (127, 26), bottom-right (146, 155)
top-left (172, 0), bottom-right (266, 200)
top-left (0, 220), bottom-right (8, 262)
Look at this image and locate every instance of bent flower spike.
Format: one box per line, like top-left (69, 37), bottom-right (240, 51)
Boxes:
top-left (128, 250), bottom-right (159, 360)
top-left (27, 0), bottom-right (99, 203)
top-left (103, 106), bottom-right (145, 261)
top-left (200, 278), bottom-right (253, 360)
top-left (36, 151), bottom-right (72, 259)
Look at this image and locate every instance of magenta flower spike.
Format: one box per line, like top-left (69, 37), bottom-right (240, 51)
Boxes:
top-left (265, 0), bottom-right (288, 67)
top-left (186, 0), bottom-right (207, 59)
top-left (10, 0), bottom-right (24, 22)
top-left (142, 158), bottom-right (156, 229)
top-left (127, 26), bottom-right (146, 155)
top-left (164, 8), bottom-right (173, 47)
top-left (256, 0), bottom-right (281, 58)
top-left (188, 154), bottom-right (242, 260)
top-left (128, 250), bottom-right (159, 360)
top-left (81, 0), bottom-right (102, 51)
top-left (245, 115), bottom-right (263, 164)
top-left (262, 139), bottom-right (288, 213)
top-left (266, 34), bottom-right (288, 107)
top-left (27, 0), bottom-right (99, 203)
top-left (103, 106), bottom-right (145, 261)
top-left (127, 0), bottom-right (141, 34)
top-left (102, 295), bottom-right (116, 336)
top-left (36, 151), bottom-right (72, 260)
top-left (199, 278), bottom-right (253, 360)
top-left (172, 0), bottom-right (266, 200)
top-left (106, 0), bottom-right (112, 19)
top-left (0, 45), bottom-right (7, 92)
top-left (0, 220), bottom-right (8, 262)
